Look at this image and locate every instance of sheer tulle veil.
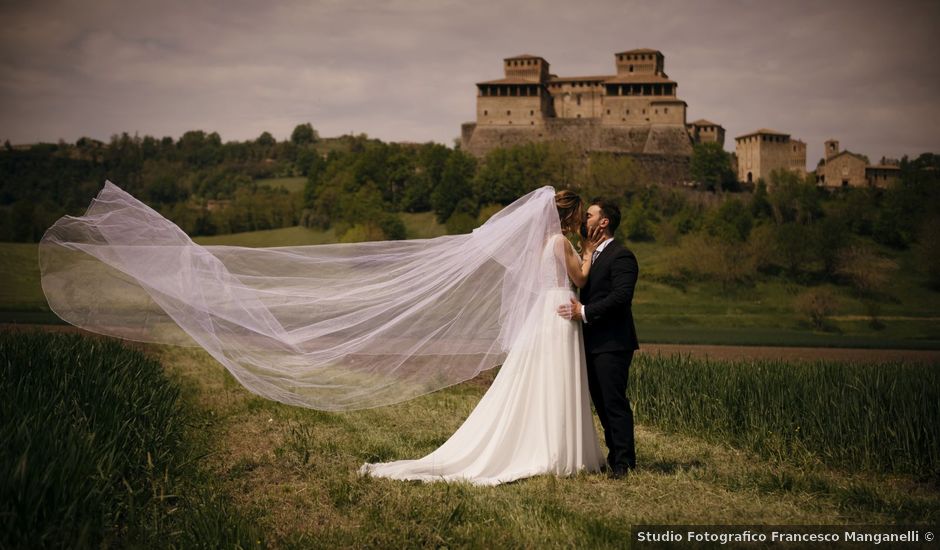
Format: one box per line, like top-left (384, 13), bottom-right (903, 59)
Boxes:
top-left (38, 181), bottom-right (564, 410)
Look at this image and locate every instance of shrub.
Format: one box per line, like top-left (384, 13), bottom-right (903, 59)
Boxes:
top-left (794, 288), bottom-right (839, 329)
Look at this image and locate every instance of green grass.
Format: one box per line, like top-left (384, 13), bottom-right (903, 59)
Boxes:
top-left (256, 177), bottom-right (307, 194)
top-left (0, 330), bottom-right (266, 548)
top-left (400, 211), bottom-right (447, 240)
top-left (0, 242), bottom-right (48, 311)
top-left (143, 343), bottom-right (939, 546)
top-left (5, 329), bottom-right (937, 547)
top-left (193, 225), bottom-right (341, 247)
top-left (632, 354), bottom-right (940, 479)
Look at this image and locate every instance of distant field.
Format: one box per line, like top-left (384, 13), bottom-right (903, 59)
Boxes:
top-left (400, 211), bottom-right (447, 240)
top-left (5, 226), bottom-right (939, 349)
top-left (0, 242), bottom-right (47, 311)
top-left (193, 225), bottom-right (340, 247)
top-left (255, 176), bottom-right (307, 194)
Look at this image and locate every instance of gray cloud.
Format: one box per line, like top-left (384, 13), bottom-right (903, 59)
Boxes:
top-left (1, 0), bottom-right (938, 166)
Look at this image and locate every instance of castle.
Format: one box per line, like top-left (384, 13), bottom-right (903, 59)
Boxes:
top-left (460, 50), bottom-right (724, 171)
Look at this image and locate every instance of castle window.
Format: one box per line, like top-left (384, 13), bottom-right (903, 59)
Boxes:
top-left (531, 121), bottom-right (534, 125)
top-left (642, 109), bottom-right (646, 114)
top-left (629, 64), bottom-right (634, 72)
top-left (626, 109), bottom-right (630, 114)
top-left (664, 107), bottom-right (669, 114)
top-left (607, 109), bottom-right (611, 115)
top-left (530, 110), bottom-right (534, 116)
top-left (655, 109), bottom-right (658, 114)
top-left (507, 110), bottom-right (511, 115)
top-left (576, 94), bottom-right (581, 106)
top-left (577, 114), bottom-right (581, 118)
top-left (484, 110), bottom-right (488, 116)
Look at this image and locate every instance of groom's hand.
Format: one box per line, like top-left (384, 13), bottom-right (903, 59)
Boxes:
top-left (556, 297), bottom-right (583, 321)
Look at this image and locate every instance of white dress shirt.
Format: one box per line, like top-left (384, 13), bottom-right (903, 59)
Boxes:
top-left (581, 237), bottom-right (614, 324)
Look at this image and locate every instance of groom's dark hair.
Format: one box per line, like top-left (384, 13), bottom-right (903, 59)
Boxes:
top-left (590, 198), bottom-right (621, 235)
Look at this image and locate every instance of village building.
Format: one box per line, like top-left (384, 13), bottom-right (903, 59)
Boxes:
top-left (734, 129), bottom-right (807, 184)
top-left (815, 140), bottom-right (900, 189)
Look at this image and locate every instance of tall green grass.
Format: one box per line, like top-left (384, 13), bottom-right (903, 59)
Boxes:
top-left (632, 354), bottom-right (940, 480)
top-left (0, 331), bottom-right (265, 548)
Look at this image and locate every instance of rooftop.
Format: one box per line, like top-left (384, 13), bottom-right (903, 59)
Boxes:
top-left (616, 48), bottom-right (662, 55)
top-left (735, 128), bottom-right (791, 140)
top-left (504, 54), bottom-right (546, 61)
top-left (691, 119), bottom-right (721, 127)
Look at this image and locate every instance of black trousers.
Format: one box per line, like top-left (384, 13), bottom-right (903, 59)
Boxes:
top-left (585, 350), bottom-right (636, 469)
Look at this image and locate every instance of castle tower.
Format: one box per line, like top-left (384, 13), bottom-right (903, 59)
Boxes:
top-left (735, 129), bottom-right (806, 184)
top-left (825, 139), bottom-right (840, 160)
top-left (503, 54), bottom-right (550, 82)
top-left (615, 49), bottom-right (664, 76)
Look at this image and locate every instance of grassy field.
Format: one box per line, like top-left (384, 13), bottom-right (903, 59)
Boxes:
top-left (256, 177), bottom-right (308, 194)
top-left (3, 322), bottom-right (937, 545)
top-left (145, 341), bottom-right (938, 546)
top-left (0, 331), bottom-right (266, 548)
top-left (4, 217), bottom-right (939, 348)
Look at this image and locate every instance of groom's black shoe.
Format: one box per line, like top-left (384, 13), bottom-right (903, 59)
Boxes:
top-left (608, 465), bottom-right (632, 479)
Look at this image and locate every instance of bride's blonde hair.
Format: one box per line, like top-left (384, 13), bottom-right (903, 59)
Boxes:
top-left (554, 190), bottom-right (583, 234)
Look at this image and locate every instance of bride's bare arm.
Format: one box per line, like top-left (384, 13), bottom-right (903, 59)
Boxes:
top-left (562, 226), bottom-right (604, 288)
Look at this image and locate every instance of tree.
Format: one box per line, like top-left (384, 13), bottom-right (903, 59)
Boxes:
top-left (920, 216), bottom-right (940, 290)
top-left (431, 150), bottom-right (476, 223)
top-left (622, 201), bottom-right (654, 241)
top-left (767, 170), bottom-right (821, 224)
top-left (705, 198), bottom-right (753, 243)
top-left (290, 123), bottom-right (319, 146)
top-left (256, 131), bottom-right (276, 146)
top-left (585, 153), bottom-right (643, 202)
top-left (835, 244), bottom-right (898, 328)
top-left (750, 181), bottom-right (772, 219)
top-left (690, 142), bottom-right (737, 191)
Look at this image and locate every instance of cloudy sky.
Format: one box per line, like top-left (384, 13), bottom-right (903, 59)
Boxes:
top-left (2, 0), bottom-right (938, 167)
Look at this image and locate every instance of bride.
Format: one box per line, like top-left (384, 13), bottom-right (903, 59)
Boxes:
top-left (39, 182), bottom-right (606, 486)
top-left (359, 191), bottom-right (606, 485)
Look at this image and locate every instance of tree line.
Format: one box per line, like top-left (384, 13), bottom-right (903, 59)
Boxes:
top-left (2, 126), bottom-right (938, 301)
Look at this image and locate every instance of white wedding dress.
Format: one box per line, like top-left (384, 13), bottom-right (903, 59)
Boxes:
top-left (359, 234), bottom-right (604, 485)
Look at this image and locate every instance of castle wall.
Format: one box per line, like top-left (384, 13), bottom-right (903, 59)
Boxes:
top-left (549, 82), bottom-right (604, 119)
top-left (601, 97), bottom-right (657, 125)
top-left (463, 119), bottom-right (693, 158)
top-left (476, 96), bottom-right (548, 127)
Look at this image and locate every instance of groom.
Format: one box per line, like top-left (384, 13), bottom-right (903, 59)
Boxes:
top-left (557, 198), bottom-right (640, 478)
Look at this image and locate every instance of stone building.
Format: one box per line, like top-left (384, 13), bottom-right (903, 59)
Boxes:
top-left (460, 50), bottom-right (723, 178)
top-left (734, 129), bottom-right (807, 184)
top-left (687, 119), bottom-right (726, 148)
top-left (815, 140), bottom-right (900, 189)
top-left (866, 161), bottom-right (901, 188)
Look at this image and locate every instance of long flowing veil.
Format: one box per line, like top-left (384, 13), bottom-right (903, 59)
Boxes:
top-left (38, 181), bottom-right (562, 410)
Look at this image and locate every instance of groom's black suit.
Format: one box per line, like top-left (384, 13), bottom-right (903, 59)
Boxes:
top-left (581, 239), bottom-right (639, 470)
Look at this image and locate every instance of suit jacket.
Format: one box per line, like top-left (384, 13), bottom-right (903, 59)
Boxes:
top-left (581, 239), bottom-right (640, 354)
